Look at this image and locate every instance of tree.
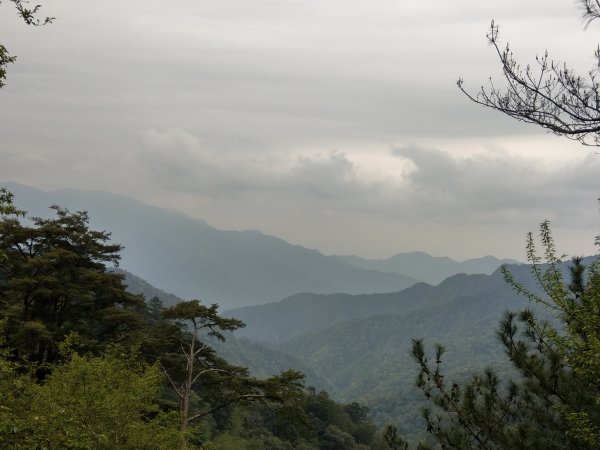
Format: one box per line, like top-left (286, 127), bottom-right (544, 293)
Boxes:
top-left (0, 1), bottom-right (54, 87)
top-left (0, 188), bottom-right (21, 216)
top-left (382, 424), bottom-right (408, 450)
top-left (0, 203), bottom-right (144, 367)
top-left (458, 1), bottom-right (600, 146)
top-left (158, 300), bottom-right (305, 444)
top-left (443, 3), bottom-right (600, 443)
top-left (410, 222), bottom-right (600, 449)
top-left (0, 340), bottom-right (183, 449)
top-left (0, 339), bottom-right (34, 447)
top-left (160, 300), bottom-right (245, 434)
top-left (0, 188), bottom-right (22, 263)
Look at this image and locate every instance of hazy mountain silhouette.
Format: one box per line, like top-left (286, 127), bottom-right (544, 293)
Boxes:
top-left (115, 268), bottom-right (182, 307)
top-left (4, 182), bottom-right (419, 309)
top-left (227, 271), bottom-right (505, 343)
top-left (333, 251), bottom-right (520, 285)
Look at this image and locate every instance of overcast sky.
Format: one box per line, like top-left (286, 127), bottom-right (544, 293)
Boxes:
top-left (1, 0), bottom-right (599, 260)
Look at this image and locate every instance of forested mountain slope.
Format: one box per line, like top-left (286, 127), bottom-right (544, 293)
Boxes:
top-left (278, 290), bottom-right (524, 419)
top-left (227, 261), bottom-right (577, 440)
top-left (105, 217), bottom-right (588, 441)
top-left (119, 263), bottom-right (527, 436)
top-left (227, 267), bottom-right (525, 343)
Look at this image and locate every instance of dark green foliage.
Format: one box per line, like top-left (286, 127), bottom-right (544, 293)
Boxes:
top-left (0, 188), bottom-right (22, 217)
top-left (410, 222), bottom-right (600, 449)
top-left (163, 300), bottom-right (245, 341)
top-left (0, 205), bottom-right (144, 366)
top-left (0, 191), bottom-right (183, 447)
top-left (147, 296), bottom-right (381, 448)
top-left (383, 424), bottom-right (408, 450)
top-left (411, 339), bottom-right (574, 449)
top-left (207, 389), bottom-right (383, 449)
top-left (304, 391), bottom-right (378, 448)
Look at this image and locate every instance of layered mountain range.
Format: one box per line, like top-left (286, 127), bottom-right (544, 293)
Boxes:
top-left (121, 261), bottom-right (560, 441)
top-left (4, 182), bottom-right (515, 309)
top-left (333, 252), bottom-right (519, 285)
top-left (5, 181), bottom-right (555, 441)
top-left (5, 183), bottom-right (417, 309)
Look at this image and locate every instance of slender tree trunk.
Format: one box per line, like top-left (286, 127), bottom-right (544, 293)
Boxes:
top-left (180, 333), bottom-right (195, 449)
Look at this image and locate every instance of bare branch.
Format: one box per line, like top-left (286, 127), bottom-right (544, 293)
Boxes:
top-left (159, 361), bottom-right (183, 400)
top-left (459, 19), bottom-right (600, 146)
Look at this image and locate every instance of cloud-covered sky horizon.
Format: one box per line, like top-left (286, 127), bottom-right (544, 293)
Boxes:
top-left (1, 0), bottom-right (599, 260)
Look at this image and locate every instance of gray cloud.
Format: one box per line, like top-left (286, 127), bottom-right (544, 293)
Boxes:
top-left (129, 130), bottom-right (600, 233)
top-left (392, 145), bottom-right (599, 225)
top-left (1, 0), bottom-right (591, 147)
top-left (0, 0), bottom-right (598, 259)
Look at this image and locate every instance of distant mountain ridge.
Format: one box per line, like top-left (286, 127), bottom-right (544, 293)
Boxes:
top-left (333, 251), bottom-right (521, 285)
top-left (226, 259), bottom-right (592, 437)
top-left (3, 182), bottom-right (419, 309)
top-left (227, 271), bottom-right (503, 343)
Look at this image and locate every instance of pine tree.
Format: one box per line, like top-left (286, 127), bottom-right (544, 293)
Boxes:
top-left (0, 204), bottom-right (144, 367)
top-left (158, 300), bottom-right (305, 446)
top-left (410, 222), bottom-right (600, 449)
top-left (458, 1), bottom-right (600, 146)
